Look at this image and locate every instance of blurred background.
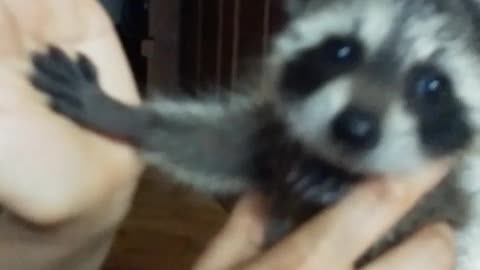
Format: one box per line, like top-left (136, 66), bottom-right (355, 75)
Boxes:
top-left (98, 1), bottom-right (286, 269)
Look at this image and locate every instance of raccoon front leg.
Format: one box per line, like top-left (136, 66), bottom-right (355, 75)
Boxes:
top-left (30, 46), bottom-right (151, 143)
top-left (30, 46), bottom-right (268, 194)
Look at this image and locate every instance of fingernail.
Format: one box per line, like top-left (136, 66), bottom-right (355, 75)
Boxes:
top-left (428, 223), bottom-right (455, 246)
top-left (418, 223), bottom-right (456, 268)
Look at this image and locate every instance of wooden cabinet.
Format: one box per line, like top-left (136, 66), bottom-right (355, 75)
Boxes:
top-left (179, 0), bottom-right (286, 93)
top-left (142, 0), bottom-right (286, 94)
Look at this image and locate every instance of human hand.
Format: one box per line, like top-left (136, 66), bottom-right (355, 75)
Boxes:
top-left (0, 1), bottom-right (143, 269)
top-left (0, 0), bottom-right (143, 225)
top-left (194, 161), bottom-right (455, 270)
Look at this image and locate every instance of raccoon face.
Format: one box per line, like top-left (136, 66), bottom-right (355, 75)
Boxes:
top-left (267, 0), bottom-right (480, 174)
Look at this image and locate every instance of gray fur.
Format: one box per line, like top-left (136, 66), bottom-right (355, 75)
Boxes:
top-left (138, 95), bottom-right (271, 193)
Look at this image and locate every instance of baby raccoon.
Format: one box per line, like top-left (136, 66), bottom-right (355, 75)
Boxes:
top-left (29, 0), bottom-right (480, 268)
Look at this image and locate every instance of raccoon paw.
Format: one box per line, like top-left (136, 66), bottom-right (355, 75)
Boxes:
top-left (30, 46), bottom-right (103, 123)
top-left (289, 163), bottom-right (355, 206)
top-left (263, 164), bottom-right (357, 248)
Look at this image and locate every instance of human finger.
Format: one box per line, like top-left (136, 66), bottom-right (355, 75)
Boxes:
top-left (194, 193), bottom-right (267, 270)
top-left (361, 223), bottom-right (455, 270)
top-left (247, 160), bottom-right (452, 270)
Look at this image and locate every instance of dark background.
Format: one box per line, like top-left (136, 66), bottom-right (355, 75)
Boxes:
top-left (102, 0), bottom-right (287, 96)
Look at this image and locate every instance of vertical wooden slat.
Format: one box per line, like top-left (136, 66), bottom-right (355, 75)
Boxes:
top-left (230, 0), bottom-right (241, 86)
top-left (144, 0), bottom-right (180, 93)
top-left (179, 0), bottom-right (200, 93)
top-left (200, 0), bottom-right (221, 90)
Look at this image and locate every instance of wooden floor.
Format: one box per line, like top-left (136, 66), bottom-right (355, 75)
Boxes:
top-left (103, 170), bottom-right (228, 270)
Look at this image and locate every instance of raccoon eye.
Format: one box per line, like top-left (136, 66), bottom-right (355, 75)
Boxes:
top-left (407, 65), bottom-right (452, 104)
top-left (280, 36), bottom-right (363, 97)
top-left (322, 37), bottom-right (362, 65)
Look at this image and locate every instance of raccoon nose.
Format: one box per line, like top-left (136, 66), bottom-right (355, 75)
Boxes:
top-left (331, 107), bottom-right (380, 150)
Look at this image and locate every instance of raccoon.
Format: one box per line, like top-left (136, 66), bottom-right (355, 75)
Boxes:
top-left (29, 0), bottom-right (480, 268)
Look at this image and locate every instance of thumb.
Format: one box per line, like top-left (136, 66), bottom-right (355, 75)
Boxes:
top-left (193, 192), bottom-right (267, 270)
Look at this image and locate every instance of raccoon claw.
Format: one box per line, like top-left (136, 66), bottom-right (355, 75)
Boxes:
top-left (32, 46), bottom-right (99, 87)
top-left (30, 45), bottom-right (103, 121)
top-left (263, 161), bottom-right (358, 247)
top-left (289, 160), bottom-right (356, 206)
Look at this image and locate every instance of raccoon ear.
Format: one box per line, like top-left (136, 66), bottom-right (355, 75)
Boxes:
top-left (284, 0), bottom-right (309, 17)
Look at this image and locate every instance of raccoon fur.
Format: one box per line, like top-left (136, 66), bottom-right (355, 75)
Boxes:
top-left (29, 0), bottom-right (480, 268)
